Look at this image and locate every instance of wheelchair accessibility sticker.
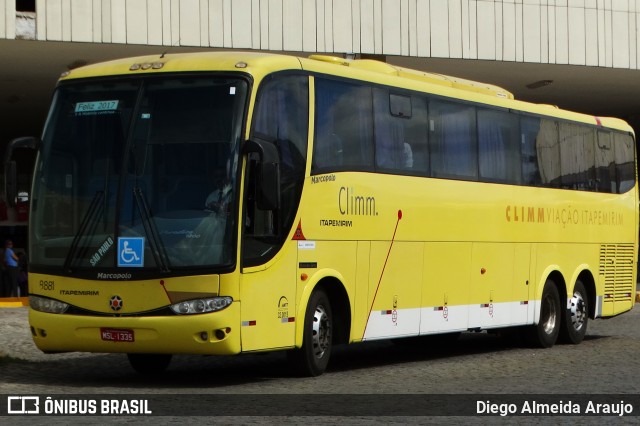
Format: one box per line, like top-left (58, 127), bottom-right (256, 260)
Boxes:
top-left (117, 237), bottom-right (144, 267)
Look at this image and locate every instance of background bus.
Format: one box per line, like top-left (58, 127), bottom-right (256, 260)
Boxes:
top-left (13, 52), bottom-right (637, 376)
top-left (0, 137), bottom-right (34, 297)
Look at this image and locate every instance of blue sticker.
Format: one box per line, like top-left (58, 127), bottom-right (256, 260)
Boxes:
top-left (117, 237), bottom-right (144, 267)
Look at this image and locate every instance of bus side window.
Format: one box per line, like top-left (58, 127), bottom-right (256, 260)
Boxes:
top-left (558, 122), bottom-right (596, 191)
top-left (429, 99), bottom-right (478, 181)
top-left (596, 131), bottom-right (617, 193)
top-left (477, 107), bottom-right (520, 184)
top-left (374, 89), bottom-right (407, 171)
top-left (614, 133), bottom-right (636, 193)
top-left (534, 119), bottom-right (561, 188)
top-left (405, 96), bottom-right (429, 175)
top-left (245, 74), bottom-right (309, 266)
top-left (520, 116), bottom-right (543, 186)
top-left (313, 78), bottom-right (373, 173)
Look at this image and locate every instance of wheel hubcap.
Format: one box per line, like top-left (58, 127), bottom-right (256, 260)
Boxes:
top-left (311, 305), bottom-right (331, 359)
top-left (569, 291), bottom-right (587, 331)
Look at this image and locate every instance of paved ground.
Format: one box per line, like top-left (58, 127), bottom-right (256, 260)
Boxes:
top-left (1, 301), bottom-right (639, 424)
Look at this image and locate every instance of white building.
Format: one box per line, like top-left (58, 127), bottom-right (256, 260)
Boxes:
top-left (2, 0), bottom-right (640, 139)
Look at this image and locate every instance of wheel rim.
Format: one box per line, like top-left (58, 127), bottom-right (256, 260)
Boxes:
top-left (541, 293), bottom-right (558, 335)
top-left (569, 291), bottom-right (587, 331)
top-left (311, 304), bottom-right (331, 359)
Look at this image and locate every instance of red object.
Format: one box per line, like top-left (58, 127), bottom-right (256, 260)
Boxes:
top-left (292, 220), bottom-right (306, 240)
top-left (16, 201), bottom-right (28, 222)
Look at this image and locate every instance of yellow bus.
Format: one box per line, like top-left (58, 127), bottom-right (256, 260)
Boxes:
top-left (17, 52), bottom-right (637, 376)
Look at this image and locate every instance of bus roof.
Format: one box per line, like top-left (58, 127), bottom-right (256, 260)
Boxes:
top-left (59, 51), bottom-right (304, 80)
top-left (59, 51), bottom-right (634, 135)
top-left (306, 54), bottom-right (515, 100)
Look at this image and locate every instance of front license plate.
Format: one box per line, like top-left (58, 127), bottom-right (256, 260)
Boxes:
top-left (100, 328), bottom-right (135, 342)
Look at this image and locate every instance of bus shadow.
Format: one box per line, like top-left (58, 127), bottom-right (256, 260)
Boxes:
top-left (2, 331), bottom-right (613, 389)
top-left (327, 331), bottom-right (608, 373)
top-left (328, 332), bottom-right (520, 373)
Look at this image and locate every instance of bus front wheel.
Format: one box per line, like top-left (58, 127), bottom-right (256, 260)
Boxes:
top-left (526, 280), bottom-right (560, 348)
top-left (127, 353), bottom-right (172, 375)
top-left (288, 289), bottom-right (333, 377)
top-left (559, 280), bottom-right (589, 344)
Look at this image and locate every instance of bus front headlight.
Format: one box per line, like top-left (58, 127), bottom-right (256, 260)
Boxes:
top-left (30, 295), bottom-right (69, 314)
top-left (170, 297), bottom-right (233, 315)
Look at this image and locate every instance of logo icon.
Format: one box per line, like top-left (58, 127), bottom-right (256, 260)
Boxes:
top-left (117, 237), bottom-right (144, 267)
top-left (109, 295), bottom-right (123, 311)
top-left (7, 396), bottom-right (40, 414)
top-left (278, 296), bottom-right (291, 321)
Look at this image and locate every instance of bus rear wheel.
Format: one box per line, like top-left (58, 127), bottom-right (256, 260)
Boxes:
top-left (559, 280), bottom-right (589, 344)
top-left (127, 353), bottom-right (172, 375)
top-left (288, 289), bottom-right (333, 377)
top-left (526, 279), bottom-right (560, 348)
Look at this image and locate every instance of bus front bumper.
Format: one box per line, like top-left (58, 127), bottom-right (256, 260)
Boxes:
top-left (28, 302), bottom-right (241, 355)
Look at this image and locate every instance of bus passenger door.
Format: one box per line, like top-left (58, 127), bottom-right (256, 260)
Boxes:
top-left (239, 154), bottom-right (298, 352)
top-left (240, 72), bottom-right (309, 352)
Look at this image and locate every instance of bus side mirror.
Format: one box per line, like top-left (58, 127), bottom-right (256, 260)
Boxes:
top-left (243, 138), bottom-right (280, 211)
top-left (4, 136), bottom-right (39, 207)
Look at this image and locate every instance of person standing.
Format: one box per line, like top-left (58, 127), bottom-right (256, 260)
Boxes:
top-left (5, 240), bottom-right (19, 297)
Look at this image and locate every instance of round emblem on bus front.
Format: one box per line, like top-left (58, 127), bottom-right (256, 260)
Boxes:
top-left (109, 295), bottom-right (123, 311)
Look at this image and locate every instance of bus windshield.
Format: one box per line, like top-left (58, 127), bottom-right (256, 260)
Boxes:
top-left (30, 75), bottom-right (248, 272)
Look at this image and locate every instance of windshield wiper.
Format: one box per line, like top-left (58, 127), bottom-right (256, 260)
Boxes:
top-left (63, 190), bottom-right (104, 271)
top-left (133, 186), bottom-right (170, 273)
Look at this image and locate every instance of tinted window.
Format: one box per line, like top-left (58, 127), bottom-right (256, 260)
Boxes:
top-left (614, 133), bottom-right (635, 193)
top-left (478, 108), bottom-right (520, 183)
top-left (246, 75), bottom-right (309, 266)
top-left (520, 116), bottom-right (542, 186)
top-left (313, 79), bottom-right (373, 173)
top-left (535, 119), bottom-right (560, 187)
top-left (559, 123), bottom-right (596, 190)
top-left (374, 89), bottom-right (414, 172)
top-left (404, 96), bottom-right (429, 175)
top-left (309, 78), bottom-right (635, 194)
top-left (390, 93), bottom-right (412, 118)
top-left (429, 100), bottom-right (477, 180)
top-left (595, 131), bottom-right (617, 193)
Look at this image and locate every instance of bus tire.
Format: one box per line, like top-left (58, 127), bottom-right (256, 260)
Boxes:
top-left (288, 289), bottom-right (333, 377)
top-left (559, 280), bottom-right (589, 344)
top-left (526, 279), bottom-right (561, 348)
top-left (127, 353), bottom-right (172, 375)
